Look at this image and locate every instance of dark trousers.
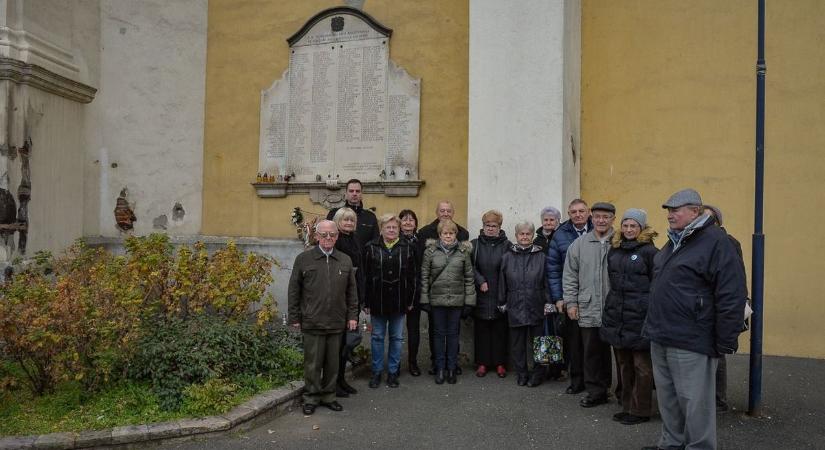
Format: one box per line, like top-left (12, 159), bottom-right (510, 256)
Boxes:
top-left (581, 327), bottom-right (612, 399)
top-left (302, 332), bottom-right (342, 405)
top-left (564, 318), bottom-right (585, 390)
top-left (716, 354), bottom-right (727, 404)
top-left (407, 306), bottom-right (425, 364)
top-left (337, 330), bottom-right (348, 383)
top-left (509, 323), bottom-right (545, 377)
top-left (474, 316), bottom-right (508, 367)
top-left (614, 347), bottom-right (654, 417)
top-left (431, 306), bottom-right (462, 370)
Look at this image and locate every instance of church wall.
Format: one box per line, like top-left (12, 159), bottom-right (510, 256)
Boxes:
top-left (202, 0), bottom-right (469, 237)
top-left (581, 0), bottom-right (825, 358)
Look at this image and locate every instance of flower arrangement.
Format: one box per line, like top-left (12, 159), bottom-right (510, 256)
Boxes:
top-left (291, 207), bottom-right (317, 248)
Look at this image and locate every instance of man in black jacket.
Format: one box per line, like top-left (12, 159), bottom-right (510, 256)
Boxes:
top-left (416, 200), bottom-right (470, 242)
top-left (326, 179), bottom-right (379, 245)
top-left (643, 189), bottom-right (747, 450)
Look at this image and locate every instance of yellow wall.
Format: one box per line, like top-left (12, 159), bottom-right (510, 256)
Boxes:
top-left (581, 0), bottom-right (825, 358)
top-left (202, 0), bottom-right (469, 238)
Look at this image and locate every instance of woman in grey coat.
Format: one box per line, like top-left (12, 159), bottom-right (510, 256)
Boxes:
top-left (499, 221), bottom-right (552, 387)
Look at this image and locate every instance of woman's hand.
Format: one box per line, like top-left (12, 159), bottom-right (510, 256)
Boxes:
top-left (479, 282), bottom-right (489, 293)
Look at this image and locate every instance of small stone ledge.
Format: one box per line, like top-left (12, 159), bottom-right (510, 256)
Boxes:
top-left (0, 380), bottom-right (303, 449)
top-left (0, 57), bottom-right (97, 104)
top-left (252, 180), bottom-right (424, 206)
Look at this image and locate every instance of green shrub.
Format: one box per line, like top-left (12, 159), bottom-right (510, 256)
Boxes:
top-left (180, 378), bottom-right (240, 416)
top-left (129, 316), bottom-right (297, 410)
top-left (0, 234), bottom-right (279, 398)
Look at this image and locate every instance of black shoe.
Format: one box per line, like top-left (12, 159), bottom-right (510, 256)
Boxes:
top-left (517, 374), bottom-right (528, 386)
top-left (580, 396), bottom-right (608, 408)
top-left (320, 401), bottom-right (343, 412)
top-left (565, 385), bottom-right (585, 394)
top-left (716, 399), bottom-right (730, 413)
top-left (447, 370), bottom-right (457, 384)
top-left (409, 362), bottom-right (421, 377)
top-left (612, 411), bottom-right (630, 422)
top-left (302, 403), bottom-right (316, 415)
top-left (335, 386), bottom-right (350, 398)
top-left (620, 414), bottom-right (650, 425)
top-left (387, 373), bottom-right (400, 388)
top-left (435, 369), bottom-right (445, 384)
top-left (428, 366), bottom-right (437, 376)
top-left (455, 366), bottom-right (462, 375)
top-left (339, 380), bottom-right (358, 394)
top-left (368, 373), bottom-right (381, 389)
top-left (527, 372), bottom-right (544, 387)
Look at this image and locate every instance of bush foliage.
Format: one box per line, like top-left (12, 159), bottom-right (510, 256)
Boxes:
top-left (0, 234), bottom-right (289, 406)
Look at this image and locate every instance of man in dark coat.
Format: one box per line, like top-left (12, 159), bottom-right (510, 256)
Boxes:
top-left (288, 220), bottom-right (359, 415)
top-left (416, 200), bottom-right (471, 243)
top-left (326, 179), bottom-right (379, 245)
top-left (643, 189), bottom-right (747, 450)
top-left (545, 199), bottom-right (592, 394)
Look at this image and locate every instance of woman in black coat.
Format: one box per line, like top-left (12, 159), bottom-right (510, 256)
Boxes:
top-left (470, 210), bottom-right (511, 378)
top-left (499, 221), bottom-right (552, 387)
top-left (399, 209), bottom-right (425, 376)
top-left (600, 208), bottom-right (658, 425)
top-left (363, 214), bottom-right (418, 389)
top-left (533, 205), bottom-right (561, 252)
top-left (332, 207), bottom-right (365, 397)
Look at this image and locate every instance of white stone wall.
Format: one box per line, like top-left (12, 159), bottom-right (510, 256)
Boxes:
top-left (83, 0), bottom-right (207, 237)
top-left (468, 0), bottom-right (580, 234)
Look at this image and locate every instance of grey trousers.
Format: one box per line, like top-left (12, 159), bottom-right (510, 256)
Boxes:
top-left (302, 332), bottom-right (342, 405)
top-left (651, 342), bottom-right (719, 450)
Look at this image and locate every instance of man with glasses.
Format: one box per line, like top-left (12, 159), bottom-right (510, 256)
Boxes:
top-left (642, 189), bottom-right (747, 450)
top-left (562, 202), bottom-right (616, 408)
top-left (288, 220), bottom-right (359, 415)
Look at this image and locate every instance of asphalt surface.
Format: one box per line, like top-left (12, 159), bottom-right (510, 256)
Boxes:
top-left (154, 353), bottom-right (825, 450)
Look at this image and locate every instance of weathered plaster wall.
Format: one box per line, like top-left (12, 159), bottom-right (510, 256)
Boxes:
top-left (468, 0), bottom-right (579, 234)
top-left (83, 0), bottom-right (207, 237)
top-left (202, 0), bottom-right (469, 237)
top-left (581, 0), bottom-right (825, 358)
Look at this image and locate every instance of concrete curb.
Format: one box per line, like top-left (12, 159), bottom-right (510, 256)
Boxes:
top-left (0, 380), bottom-right (304, 450)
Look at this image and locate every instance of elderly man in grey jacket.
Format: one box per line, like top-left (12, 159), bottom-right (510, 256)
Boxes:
top-left (563, 202), bottom-right (616, 407)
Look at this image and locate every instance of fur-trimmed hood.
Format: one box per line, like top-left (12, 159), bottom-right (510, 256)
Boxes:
top-left (425, 238), bottom-right (473, 253)
top-left (611, 226), bottom-right (658, 248)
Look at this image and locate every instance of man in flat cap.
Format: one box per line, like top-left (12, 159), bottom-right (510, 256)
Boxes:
top-left (642, 189), bottom-right (747, 450)
top-left (562, 202), bottom-right (616, 407)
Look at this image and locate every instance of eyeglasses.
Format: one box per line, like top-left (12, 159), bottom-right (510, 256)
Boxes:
top-left (317, 232), bottom-right (338, 238)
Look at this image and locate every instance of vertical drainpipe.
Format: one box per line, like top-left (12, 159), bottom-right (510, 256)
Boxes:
top-left (748, 0), bottom-right (766, 417)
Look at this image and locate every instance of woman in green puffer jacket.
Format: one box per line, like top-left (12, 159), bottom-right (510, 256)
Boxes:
top-left (420, 219), bottom-right (476, 385)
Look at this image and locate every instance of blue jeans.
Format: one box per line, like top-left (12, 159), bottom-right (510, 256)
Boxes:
top-left (431, 306), bottom-right (462, 371)
top-left (371, 314), bottom-right (406, 374)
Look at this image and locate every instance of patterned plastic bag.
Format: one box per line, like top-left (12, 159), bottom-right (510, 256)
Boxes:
top-left (533, 317), bottom-right (564, 364)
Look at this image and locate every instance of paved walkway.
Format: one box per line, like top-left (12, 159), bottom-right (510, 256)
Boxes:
top-left (155, 353), bottom-right (825, 449)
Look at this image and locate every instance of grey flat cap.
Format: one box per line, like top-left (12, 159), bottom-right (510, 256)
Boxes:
top-left (662, 188), bottom-right (703, 209)
top-left (591, 202), bottom-right (616, 214)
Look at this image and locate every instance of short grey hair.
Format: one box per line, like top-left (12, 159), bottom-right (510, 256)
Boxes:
top-left (514, 221), bottom-right (535, 235)
top-left (314, 219), bottom-right (338, 232)
top-left (540, 206), bottom-right (561, 221)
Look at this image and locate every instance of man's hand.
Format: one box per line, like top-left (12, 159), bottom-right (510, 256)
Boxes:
top-left (480, 282), bottom-right (489, 293)
top-left (347, 320), bottom-right (358, 331)
top-left (566, 305), bottom-right (579, 321)
top-left (290, 322), bottom-right (301, 331)
top-left (555, 300), bottom-right (565, 313)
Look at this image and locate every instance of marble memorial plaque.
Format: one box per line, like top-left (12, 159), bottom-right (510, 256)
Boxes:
top-left (259, 7), bottom-right (420, 183)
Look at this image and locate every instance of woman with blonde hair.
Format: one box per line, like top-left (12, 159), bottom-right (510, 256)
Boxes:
top-left (363, 214), bottom-right (418, 389)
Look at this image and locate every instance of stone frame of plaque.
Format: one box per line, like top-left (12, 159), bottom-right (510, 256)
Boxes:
top-left (254, 6), bottom-right (423, 207)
